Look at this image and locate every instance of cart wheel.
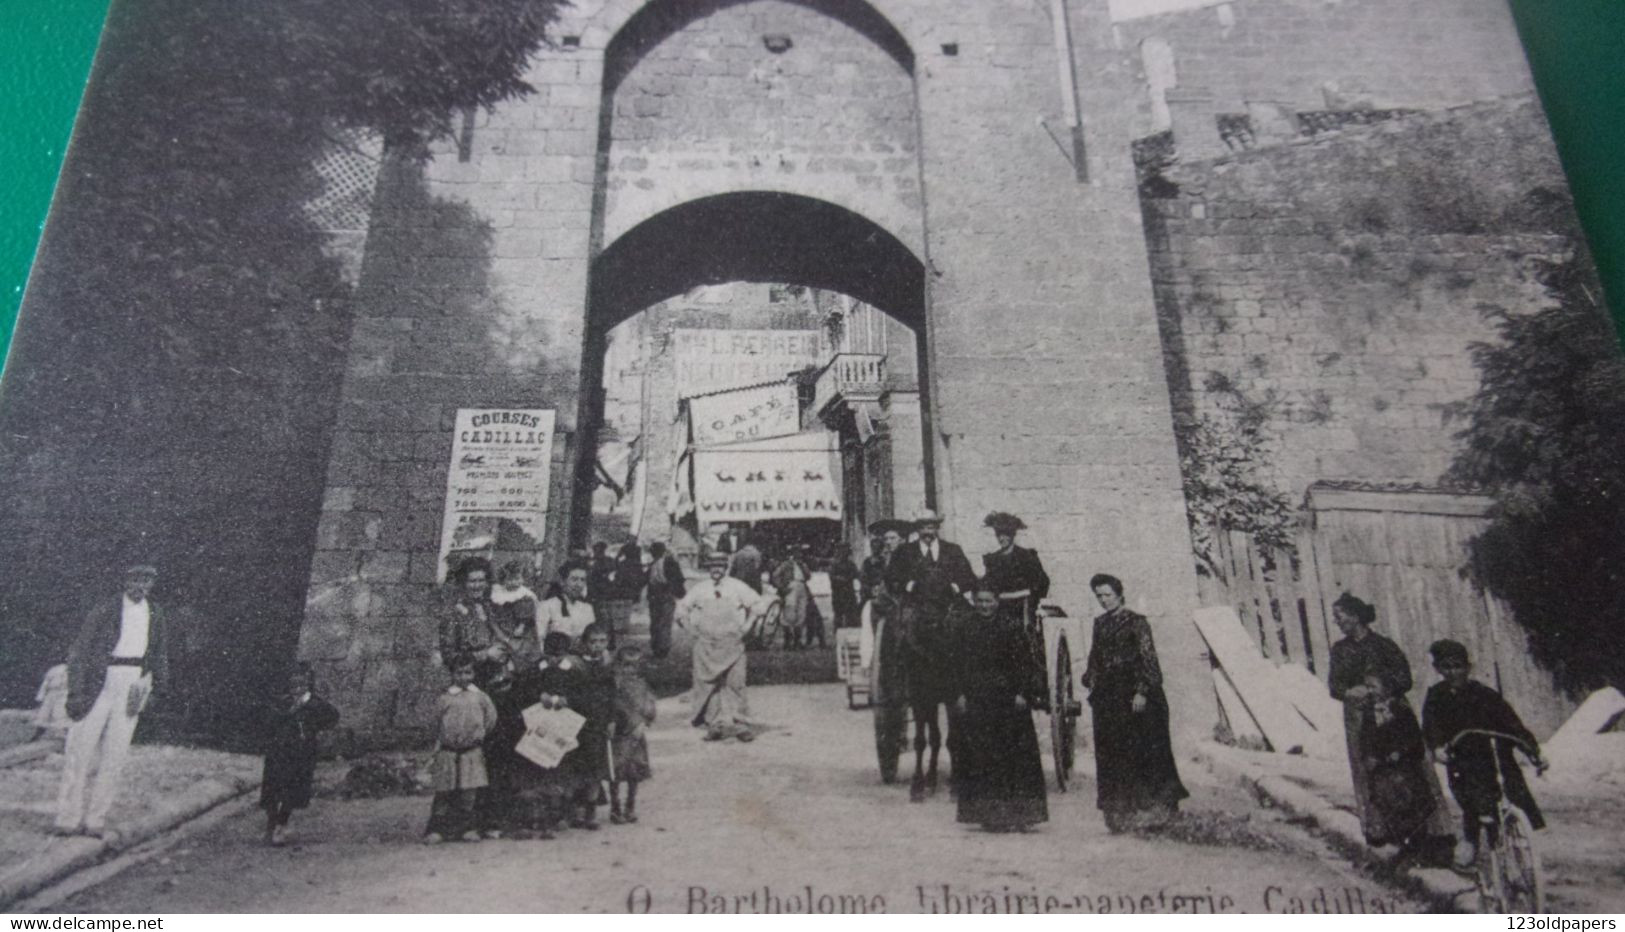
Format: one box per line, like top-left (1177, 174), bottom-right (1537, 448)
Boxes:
top-left (1499, 806), bottom-right (1545, 913)
top-left (1051, 637), bottom-right (1078, 791)
top-left (870, 618), bottom-right (906, 783)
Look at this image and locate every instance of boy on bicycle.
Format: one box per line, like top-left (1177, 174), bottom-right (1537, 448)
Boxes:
top-left (1421, 639), bottom-right (1548, 869)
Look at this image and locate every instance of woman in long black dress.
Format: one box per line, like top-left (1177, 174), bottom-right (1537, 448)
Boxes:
top-left (1081, 573), bottom-right (1188, 833)
top-left (1328, 592), bottom-right (1453, 859)
top-left (951, 581), bottom-right (1049, 832)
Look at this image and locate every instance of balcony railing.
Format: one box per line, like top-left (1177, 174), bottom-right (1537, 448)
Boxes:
top-left (812, 352), bottom-right (886, 419)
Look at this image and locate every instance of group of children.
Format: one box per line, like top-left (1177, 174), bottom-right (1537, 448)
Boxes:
top-left (255, 621), bottom-right (657, 847)
top-left (427, 621), bottom-right (656, 842)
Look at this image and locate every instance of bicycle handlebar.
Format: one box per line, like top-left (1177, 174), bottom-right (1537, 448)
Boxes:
top-left (1442, 728), bottom-right (1541, 761)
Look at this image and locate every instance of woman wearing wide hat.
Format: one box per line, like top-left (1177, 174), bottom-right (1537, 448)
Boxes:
top-left (979, 512), bottom-right (1050, 629)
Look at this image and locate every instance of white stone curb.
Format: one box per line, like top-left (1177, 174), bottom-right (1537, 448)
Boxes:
top-left (0, 775), bottom-right (259, 909)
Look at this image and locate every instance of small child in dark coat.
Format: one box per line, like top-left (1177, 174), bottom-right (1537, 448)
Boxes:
top-left (609, 644), bottom-right (656, 824)
top-left (260, 664), bottom-right (340, 846)
top-left (479, 664), bottom-right (526, 839)
top-left (571, 622), bottom-right (617, 830)
top-left (1422, 639), bottom-right (1547, 868)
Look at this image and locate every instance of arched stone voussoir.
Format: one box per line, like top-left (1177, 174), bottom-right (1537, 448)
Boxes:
top-left (602, 174), bottom-right (925, 267)
top-left (575, 0), bottom-right (918, 77)
top-left (589, 190), bottom-right (925, 334)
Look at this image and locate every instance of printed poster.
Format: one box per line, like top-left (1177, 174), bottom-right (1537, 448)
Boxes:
top-left (437, 408), bottom-right (555, 580)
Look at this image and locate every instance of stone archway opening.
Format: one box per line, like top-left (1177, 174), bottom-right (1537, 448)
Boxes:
top-left (574, 0), bottom-right (933, 561)
top-left (574, 191), bottom-right (934, 564)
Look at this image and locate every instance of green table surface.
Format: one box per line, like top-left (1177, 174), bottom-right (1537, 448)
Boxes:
top-left (1, 0), bottom-right (1622, 366)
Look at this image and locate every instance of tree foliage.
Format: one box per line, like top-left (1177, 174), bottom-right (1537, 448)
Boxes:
top-left (1175, 376), bottom-right (1298, 579)
top-left (0, 0), bottom-right (561, 725)
top-left (1446, 255), bottom-right (1625, 693)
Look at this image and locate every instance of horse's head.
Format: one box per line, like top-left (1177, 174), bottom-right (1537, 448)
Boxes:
top-left (900, 603), bottom-right (955, 656)
top-left (912, 567), bottom-right (961, 608)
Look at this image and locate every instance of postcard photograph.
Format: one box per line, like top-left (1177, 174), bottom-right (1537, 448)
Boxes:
top-left (1, 0), bottom-right (1622, 916)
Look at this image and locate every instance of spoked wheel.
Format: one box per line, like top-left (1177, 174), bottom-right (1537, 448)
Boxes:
top-left (1499, 807), bottom-right (1545, 913)
top-left (750, 599), bottom-right (783, 650)
top-left (870, 617), bottom-right (907, 784)
top-left (1050, 637), bottom-right (1079, 791)
top-left (1475, 823), bottom-right (1506, 913)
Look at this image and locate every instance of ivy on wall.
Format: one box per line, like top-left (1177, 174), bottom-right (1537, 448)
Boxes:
top-left (1175, 372), bottom-right (1298, 579)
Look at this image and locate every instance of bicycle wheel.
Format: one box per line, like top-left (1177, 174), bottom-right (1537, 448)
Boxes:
top-left (754, 599), bottom-right (783, 649)
top-left (1499, 807), bottom-right (1545, 913)
top-left (1476, 844), bottom-right (1506, 914)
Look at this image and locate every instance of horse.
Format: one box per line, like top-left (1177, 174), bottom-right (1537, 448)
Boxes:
top-left (897, 575), bottom-right (963, 802)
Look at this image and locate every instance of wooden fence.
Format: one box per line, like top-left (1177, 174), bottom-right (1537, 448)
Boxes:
top-left (1196, 485), bottom-right (1574, 738)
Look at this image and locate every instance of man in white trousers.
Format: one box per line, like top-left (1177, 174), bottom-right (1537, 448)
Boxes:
top-left (54, 563), bottom-right (169, 837)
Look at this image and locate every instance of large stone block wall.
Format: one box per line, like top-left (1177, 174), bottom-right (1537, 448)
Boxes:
top-left (298, 62), bottom-right (609, 736)
top-left (1142, 96), bottom-right (1580, 501)
top-left (1114, 0), bottom-right (1535, 141)
top-left (902, 0), bottom-right (1211, 737)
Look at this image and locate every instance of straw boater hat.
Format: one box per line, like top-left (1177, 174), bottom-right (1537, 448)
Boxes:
top-left (703, 552), bottom-right (731, 569)
top-left (867, 517), bottom-right (912, 536)
top-left (912, 508), bottom-right (945, 528)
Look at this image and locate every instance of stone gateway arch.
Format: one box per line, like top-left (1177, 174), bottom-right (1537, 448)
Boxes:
top-left (301, 0), bottom-right (1205, 739)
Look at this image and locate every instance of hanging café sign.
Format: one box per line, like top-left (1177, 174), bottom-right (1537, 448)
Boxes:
top-left (688, 381), bottom-right (800, 447)
top-left (692, 432), bottom-right (841, 522)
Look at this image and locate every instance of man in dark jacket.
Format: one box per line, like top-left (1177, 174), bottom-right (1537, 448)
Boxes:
top-left (885, 510), bottom-right (976, 610)
top-left (588, 542), bottom-right (616, 635)
top-left (644, 541), bottom-right (687, 660)
top-left (884, 511), bottom-right (976, 792)
top-left (55, 563), bottom-right (170, 837)
top-left (828, 544), bottom-right (860, 630)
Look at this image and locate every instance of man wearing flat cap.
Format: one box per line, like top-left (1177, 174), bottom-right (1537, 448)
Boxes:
top-left (55, 563), bottom-right (170, 837)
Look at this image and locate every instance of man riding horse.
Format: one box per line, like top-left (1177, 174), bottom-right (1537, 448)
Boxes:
top-left (885, 509), bottom-right (976, 801)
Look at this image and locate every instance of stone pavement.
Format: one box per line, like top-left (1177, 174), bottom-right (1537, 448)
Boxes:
top-left (1197, 742), bottom-right (1625, 914)
top-left (0, 742), bottom-right (260, 908)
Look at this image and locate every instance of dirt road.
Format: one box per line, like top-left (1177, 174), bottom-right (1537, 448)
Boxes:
top-left (43, 685), bottom-right (1426, 914)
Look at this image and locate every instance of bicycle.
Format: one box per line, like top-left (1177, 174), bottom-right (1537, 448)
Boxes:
top-left (745, 597), bottom-right (783, 650)
top-left (1442, 728), bottom-right (1547, 914)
